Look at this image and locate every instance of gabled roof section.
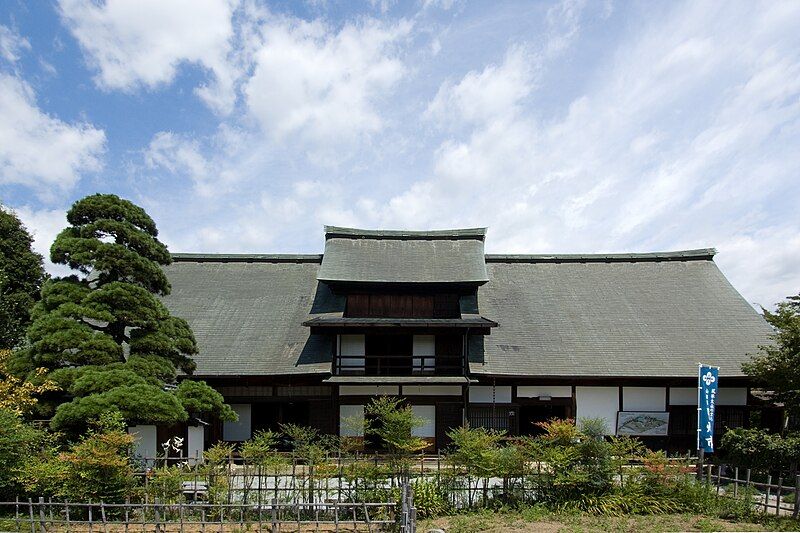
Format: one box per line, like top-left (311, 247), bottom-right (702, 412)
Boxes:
top-left (318, 226), bottom-right (490, 284)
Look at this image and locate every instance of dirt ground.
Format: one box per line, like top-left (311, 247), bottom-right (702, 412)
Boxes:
top-left (419, 513), bottom-right (800, 532)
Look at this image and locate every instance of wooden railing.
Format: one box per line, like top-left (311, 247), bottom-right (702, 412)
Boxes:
top-left (334, 354), bottom-right (463, 376)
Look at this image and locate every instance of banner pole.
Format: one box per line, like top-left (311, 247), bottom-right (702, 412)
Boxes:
top-left (697, 363), bottom-right (703, 478)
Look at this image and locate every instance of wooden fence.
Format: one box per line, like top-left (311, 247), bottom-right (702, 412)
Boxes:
top-left (701, 464), bottom-right (800, 518)
top-left (0, 495), bottom-right (416, 533)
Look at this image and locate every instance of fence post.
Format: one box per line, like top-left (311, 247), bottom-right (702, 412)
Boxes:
top-left (794, 474), bottom-right (800, 519)
top-left (334, 501), bottom-right (339, 533)
top-left (179, 501), bottom-right (185, 533)
top-left (100, 501), bottom-right (108, 533)
top-left (271, 499), bottom-right (277, 533)
top-left (65, 501), bottom-right (70, 533)
top-left (734, 467), bottom-right (739, 497)
top-left (15, 496), bottom-right (20, 533)
top-left (153, 498), bottom-right (161, 533)
top-left (38, 497), bottom-right (46, 533)
top-left (716, 466), bottom-right (721, 496)
top-left (88, 500), bottom-right (93, 533)
top-left (123, 497), bottom-right (129, 533)
top-left (27, 498), bottom-right (35, 533)
top-left (766, 475), bottom-right (772, 513)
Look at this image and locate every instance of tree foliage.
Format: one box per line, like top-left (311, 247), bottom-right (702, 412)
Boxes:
top-left (0, 349), bottom-right (59, 416)
top-left (742, 293), bottom-right (800, 421)
top-left (0, 207), bottom-right (46, 349)
top-left (9, 194), bottom-right (232, 431)
top-left (0, 408), bottom-right (51, 501)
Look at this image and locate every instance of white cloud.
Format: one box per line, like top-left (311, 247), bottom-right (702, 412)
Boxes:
top-left (58, 0), bottom-right (241, 114)
top-left (353, 0), bottom-right (800, 306)
top-left (0, 73), bottom-right (105, 200)
top-left (244, 16), bottom-right (411, 152)
top-left (11, 206), bottom-right (74, 277)
top-left (0, 25), bottom-right (31, 63)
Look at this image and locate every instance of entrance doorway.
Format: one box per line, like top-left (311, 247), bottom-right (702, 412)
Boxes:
top-left (518, 404), bottom-right (569, 436)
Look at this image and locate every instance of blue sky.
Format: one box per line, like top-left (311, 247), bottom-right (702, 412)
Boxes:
top-left (1, 0), bottom-right (799, 308)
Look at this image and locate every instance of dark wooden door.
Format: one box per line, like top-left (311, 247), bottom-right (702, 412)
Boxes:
top-left (435, 403), bottom-right (463, 450)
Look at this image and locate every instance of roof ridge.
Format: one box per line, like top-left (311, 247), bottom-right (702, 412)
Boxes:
top-left (485, 248), bottom-right (716, 263)
top-left (171, 253), bottom-right (323, 263)
top-left (324, 225), bottom-right (487, 241)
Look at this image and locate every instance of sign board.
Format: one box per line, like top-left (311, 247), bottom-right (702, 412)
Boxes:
top-left (616, 411), bottom-right (670, 436)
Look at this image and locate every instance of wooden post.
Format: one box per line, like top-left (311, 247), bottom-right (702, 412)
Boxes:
top-left (88, 501), bottom-right (93, 533)
top-left (271, 499), bottom-right (277, 533)
top-left (200, 504), bottom-right (206, 533)
top-left (716, 466), bottom-right (721, 495)
top-left (38, 497), bottom-right (46, 533)
top-left (766, 475), bottom-right (772, 513)
top-left (363, 502), bottom-right (371, 533)
top-left (124, 497), bottom-right (129, 533)
top-left (734, 467), bottom-right (739, 497)
top-left (793, 474), bottom-right (800, 520)
top-left (179, 501), bottom-right (185, 533)
top-left (65, 501), bottom-right (70, 533)
top-left (27, 498), bottom-right (35, 533)
top-left (153, 498), bottom-right (161, 533)
top-left (100, 501), bottom-right (108, 533)
top-left (333, 501), bottom-right (339, 533)
top-left (15, 496), bottom-right (20, 533)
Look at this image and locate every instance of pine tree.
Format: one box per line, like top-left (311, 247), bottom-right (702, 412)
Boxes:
top-left (0, 207), bottom-right (46, 349)
top-left (12, 194), bottom-right (234, 432)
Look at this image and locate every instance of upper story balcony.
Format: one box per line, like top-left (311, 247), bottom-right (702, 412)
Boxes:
top-left (331, 333), bottom-right (465, 377)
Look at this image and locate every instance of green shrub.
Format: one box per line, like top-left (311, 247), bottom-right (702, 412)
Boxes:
top-left (0, 408), bottom-right (50, 500)
top-left (721, 428), bottom-right (800, 473)
top-left (412, 478), bottom-right (450, 518)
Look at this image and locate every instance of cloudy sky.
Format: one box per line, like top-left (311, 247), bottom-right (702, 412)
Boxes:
top-left (1, 0), bottom-right (799, 308)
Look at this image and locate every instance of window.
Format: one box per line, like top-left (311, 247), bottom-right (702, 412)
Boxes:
top-left (468, 405), bottom-right (517, 432)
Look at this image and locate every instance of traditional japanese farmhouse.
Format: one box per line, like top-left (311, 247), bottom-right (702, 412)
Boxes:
top-left (139, 226), bottom-right (774, 456)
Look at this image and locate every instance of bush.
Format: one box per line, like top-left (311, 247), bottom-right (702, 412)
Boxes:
top-left (412, 478), bottom-right (450, 518)
top-left (15, 412), bottom-right (135, 502)
top-left (721, 428), bottom-right (800, 473)
top-left (0, 408), bottom-right (50, 500)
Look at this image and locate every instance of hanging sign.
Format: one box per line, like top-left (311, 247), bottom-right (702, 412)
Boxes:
top-left (697, 364), bottom-right (719, 453)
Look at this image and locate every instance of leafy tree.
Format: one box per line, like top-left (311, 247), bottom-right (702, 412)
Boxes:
top-left (364, 396), bottom-right (427, 482)
top-left (0, 349), bottom-right (59, 416)
top-left (10, 194), bottom-right (234, 431)
top-left (742, 293), bottom-right (800, 426)
top-left (0, 207), bottom-right (46, 349)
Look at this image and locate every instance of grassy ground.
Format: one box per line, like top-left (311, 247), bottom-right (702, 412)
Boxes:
top-left (419, 508), bottom-right (800, 532)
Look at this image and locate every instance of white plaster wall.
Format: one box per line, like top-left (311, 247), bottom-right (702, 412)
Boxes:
top-left (339, 385), bottom-right (400, 396)
top-left (469, 385), bottom-right (512, 403)
top-left (412, 405), bottom-right (436, 437)
top-left (517, 386), bottom-right (572, 398)
top-left (128, 425), bottom-right (157, 465)
top-left (575, 387), bottom-right (619, 435)
top-left (669, 387), bottom-right (697, 405)
top-left (718, 388), bottom-right (747, 406)
top-left (223, 404), bottom-right (251, 441)
top-left (187, 425), bottom-right (204, 464)
top-left (623, 387), bottom-right (666, 411)
top-left (413, 335), bottom-right (436, 372)
top-left (340, 404), bottom-right (365, 436)
top-left (403, 385), bottom-right (462, 396)
top-left (669, 387), bottom-right (748, 406)
top-left (339, 334), bottom-right (365, 369)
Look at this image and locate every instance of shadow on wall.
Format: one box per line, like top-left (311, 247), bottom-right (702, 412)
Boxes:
top-left (296, 281), bottom-right (345, 367)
